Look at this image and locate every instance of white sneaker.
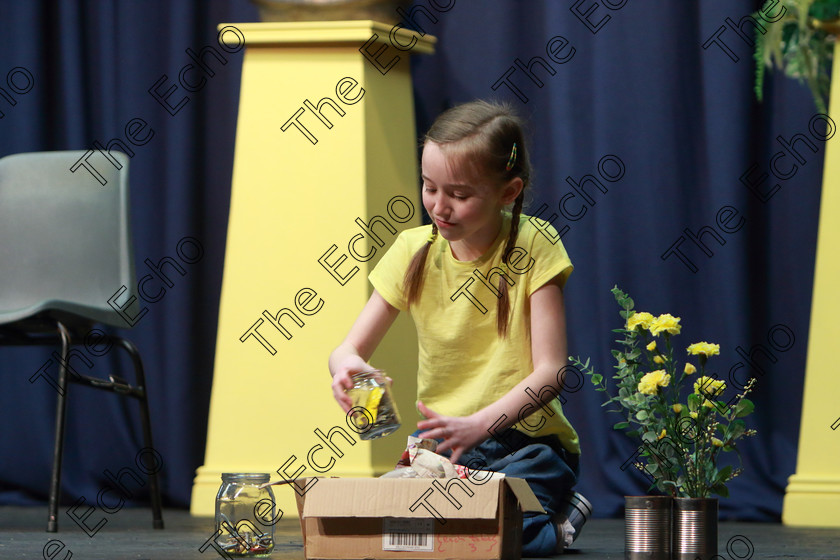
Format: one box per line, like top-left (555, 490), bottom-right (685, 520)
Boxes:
top-left (564, 491), bottom-right (592, 542)
top-left (554, 491), bottom-right (593, 552)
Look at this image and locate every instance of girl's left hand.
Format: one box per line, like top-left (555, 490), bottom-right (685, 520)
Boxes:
top-left (416, 401), bottom-right (488, 464)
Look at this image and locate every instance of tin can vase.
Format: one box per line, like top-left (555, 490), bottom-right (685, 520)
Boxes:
top-left (347, 370), bottom-right (401, 440)
top-left (215, 473), bottom-right (276, 557)
top-left (624, 496), bottom-right (672, 560)
top-left (673, 497), bottom-right (718, 560)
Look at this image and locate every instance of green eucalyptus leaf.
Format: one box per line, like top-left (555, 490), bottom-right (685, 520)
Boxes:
top-left (735, 398), bottom-right (755, 418)
top-left (613, 421), bottom-right (630, 430)
top-left (636, 410), bottom-right (649, 421)
top-left (641, 430), bottom-right (658, 443)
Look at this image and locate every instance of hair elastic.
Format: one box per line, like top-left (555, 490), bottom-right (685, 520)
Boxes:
top-left (505, 142), bottom-right (518, 171)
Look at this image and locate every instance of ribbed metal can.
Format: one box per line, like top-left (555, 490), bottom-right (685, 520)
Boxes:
top-left (673, 497), bottom-right (718, 560)
top-left (625, 495), bottom-right (672, 560)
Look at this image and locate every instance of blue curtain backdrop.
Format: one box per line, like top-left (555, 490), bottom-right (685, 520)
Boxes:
top-left (0, 0), bottom-right (828, 523)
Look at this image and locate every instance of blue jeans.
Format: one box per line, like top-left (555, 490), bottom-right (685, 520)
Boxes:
top-left (410, 428), bottom-right (579, 557)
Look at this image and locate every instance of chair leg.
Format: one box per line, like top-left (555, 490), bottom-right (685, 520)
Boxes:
top-left (114, 337), bottom-right (164, 529)
top-left (47, 321), bottom-right (72, 533)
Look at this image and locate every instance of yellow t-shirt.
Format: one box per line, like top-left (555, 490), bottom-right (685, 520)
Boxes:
top-left (369, 213), bottom-right (580, 454)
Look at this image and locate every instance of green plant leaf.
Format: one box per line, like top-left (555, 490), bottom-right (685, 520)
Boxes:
top-left (636, 410), bottom-right (649, 421)
top-left (716, 465), bottom-right (733, 484)
top-left (711, 482), bottom-right (729, 498)
top-left (613, 421), bottom-right (630, 430)
top-left (641, 430), bottom-right (658, 443)
top-left (592, 374), bottom-right (603, 384)
top-left (734, 398), bottom-right (755, 418)
top-left (728, 419), bottom-right (746, 441)
top-left (810, 0), bottom-right (840, 21)
top-left (687, 393), bottom-right (700, 412)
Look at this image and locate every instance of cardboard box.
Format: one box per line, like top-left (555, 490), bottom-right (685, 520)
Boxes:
top-left (292, 477), bottom-right (545, 560)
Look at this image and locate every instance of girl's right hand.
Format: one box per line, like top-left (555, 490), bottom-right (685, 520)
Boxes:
top-left (331, 355), bottom-right (375, 413)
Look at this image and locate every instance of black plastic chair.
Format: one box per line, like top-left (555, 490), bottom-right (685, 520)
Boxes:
top-left (0, 150), bottom-right (164, 532)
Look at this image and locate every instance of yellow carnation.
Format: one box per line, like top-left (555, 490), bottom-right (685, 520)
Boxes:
top-left (673, 404), bottom-right (683, 414)
top-left (650, 314), bottom-right (682, 336)
top-left (653, 355), bottom-right (665, 364)
top-left (646, 341), bottom-right (657, 351)
top-left (638, 370), bottom-right (671, 395)
top-left (658, 429), bottom-right (667, 440)
top-left (687, 342), bottom-right (720, 357)
top-left (627, 312), bottom-right (654, 331)
top-left (694, 375), bottom-right (726, 397)
top-left (684, 363), bottom-right (697, 375)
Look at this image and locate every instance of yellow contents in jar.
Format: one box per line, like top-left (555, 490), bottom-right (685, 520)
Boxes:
top-left (365, 387), bottom-right (384, 423)
top-left (348, 385), bottom-right (385, 425)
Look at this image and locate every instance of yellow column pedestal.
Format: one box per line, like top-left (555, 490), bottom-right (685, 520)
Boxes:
top-left (782, 50), bottom-right (840, 527)
top-left (190, 21), bottom-right (435, 518)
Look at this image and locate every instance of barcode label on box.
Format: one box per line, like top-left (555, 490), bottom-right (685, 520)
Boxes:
top-left (382, 518), bottom-right (434, 552)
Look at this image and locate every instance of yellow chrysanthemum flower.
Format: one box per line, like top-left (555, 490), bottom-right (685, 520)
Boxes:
top-left (626, 311), bottom-right (655, 331)
top-left (673, 404), bottom-right (683, 414)
top-left (649, 314), bottom-right (682, 337)
top-left (684, 363), bottom-right (697, 375)
top-left (646, 341), bottom-right (657, 351)
top-left (658, 429), bottom-right (667, 440)
top-left (694, 376), bottom-right (726, 397)
top-left (712, 437), bottom-right (724, 447)
top-left (687, 342), bottom-right (721, 357)
top-left (653, 355), bottom-right (665, 364)
top-left (638, 370), bottom-right (671, 395)
top-left (690, 411), bottom-right (698, 419)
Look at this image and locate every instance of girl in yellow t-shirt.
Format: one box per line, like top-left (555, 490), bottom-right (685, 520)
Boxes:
top-left (328, 100), bottom-right (588, 556)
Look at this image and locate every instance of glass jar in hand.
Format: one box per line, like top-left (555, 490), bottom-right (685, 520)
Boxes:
top-left (346, 370), bottom-right (401, 439)
top-left (215, 473), bottom-right (275, 557)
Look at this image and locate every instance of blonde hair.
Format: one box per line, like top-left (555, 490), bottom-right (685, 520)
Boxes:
top-left (404, 100), bottom-right (532, 337)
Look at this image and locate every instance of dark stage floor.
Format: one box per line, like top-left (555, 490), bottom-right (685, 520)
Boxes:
top-left (2, 506), bottom-right (838, 560)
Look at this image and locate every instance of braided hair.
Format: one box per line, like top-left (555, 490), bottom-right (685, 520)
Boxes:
top-left (403, 100), bottom-right (532, 337)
